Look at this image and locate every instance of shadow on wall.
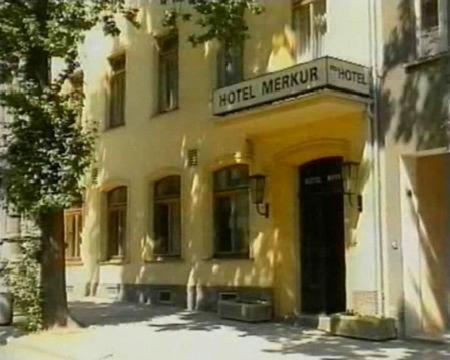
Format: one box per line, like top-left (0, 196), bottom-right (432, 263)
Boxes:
top-left (77, 33), bottom-right (125, 297)
top-left (74, 1), bottom-right (375, 317)
top-left (380, 0), bottom-right (449, 151)
top-left (105, 5), bottom-right (301, 315)
top-left (401, 155), bottom-right (450, 338)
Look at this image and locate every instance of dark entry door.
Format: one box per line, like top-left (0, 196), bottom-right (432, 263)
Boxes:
top-left (300, 157), bottom-right (346, 314)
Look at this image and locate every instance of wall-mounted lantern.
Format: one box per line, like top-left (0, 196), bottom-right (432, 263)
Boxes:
top-left (249, 174), bottom-right (269, 218)
top-left (341, 161), bottom-right (363, 212)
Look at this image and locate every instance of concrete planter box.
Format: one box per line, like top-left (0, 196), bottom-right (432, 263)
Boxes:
top-left (218, 300), bottom-right (272, 322)
top-left (329, 314), bottom-right (397, 341)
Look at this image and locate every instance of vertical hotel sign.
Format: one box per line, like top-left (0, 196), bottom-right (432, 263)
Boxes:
top-left (213, 57), bottom-right (370, 116)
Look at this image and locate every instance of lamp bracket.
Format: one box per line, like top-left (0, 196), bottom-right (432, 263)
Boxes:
top-left (345, 192), bottom-right (363, 212)
top-left (256, 203), bottom-right (270, 218)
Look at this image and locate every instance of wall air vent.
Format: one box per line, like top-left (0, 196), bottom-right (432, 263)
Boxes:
top-left (219, 292), bottom-right (238, 301)
top-left (91, 167), bottom-right (99, 186)
top-left (158, 290), bottom-right (173, 304)
top-left (187, 149), bottom-right (199, 167)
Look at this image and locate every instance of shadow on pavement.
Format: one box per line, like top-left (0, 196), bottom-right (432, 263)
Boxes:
top-left (70, 300), bottom-right (450, 359)
top-left (70, 300), bottom-right (185, 326)
top-left (146, 312), bottom-right (450, 359)
top-left (0, 326), bottom-right (24, 346)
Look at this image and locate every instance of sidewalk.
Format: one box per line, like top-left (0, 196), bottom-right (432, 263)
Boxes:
top-left (0, 299), bottom-right (449, 359)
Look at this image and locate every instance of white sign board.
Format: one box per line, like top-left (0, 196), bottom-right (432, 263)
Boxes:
top-left (213, 57), bottom-right (370, 116)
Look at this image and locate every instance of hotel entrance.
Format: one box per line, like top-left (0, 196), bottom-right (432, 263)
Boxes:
top-left (299, 157), bottom-right (346, 314)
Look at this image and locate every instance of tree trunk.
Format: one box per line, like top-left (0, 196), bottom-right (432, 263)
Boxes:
top-left (26, 0), bottom-right (80, 330)
top-left (38, 211), bottom-right (79, 329)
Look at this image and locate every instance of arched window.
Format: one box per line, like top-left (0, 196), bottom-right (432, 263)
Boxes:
top-left (107, 186), bottom-right (127, 259)
top-left (153, 176), bottom-right (181, 256)
top-left (213, 165), bottom-right (250, 257)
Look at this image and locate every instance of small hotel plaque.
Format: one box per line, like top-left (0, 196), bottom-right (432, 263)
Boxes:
top-left (213, 57), bottom-right (370, 116)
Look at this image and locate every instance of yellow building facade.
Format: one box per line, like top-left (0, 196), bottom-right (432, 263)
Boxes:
top-left (65, 0), bottom-right (384, 322)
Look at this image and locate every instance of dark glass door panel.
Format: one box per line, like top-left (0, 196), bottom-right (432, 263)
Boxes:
top-left (300, 157), bottom-right (346, 314)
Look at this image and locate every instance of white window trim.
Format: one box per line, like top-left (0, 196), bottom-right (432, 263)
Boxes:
top-left (415, 0), bottom-right (448, 58)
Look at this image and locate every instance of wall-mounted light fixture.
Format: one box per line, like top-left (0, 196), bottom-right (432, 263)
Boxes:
top-left (341, 161), bottom-right (363, 212)
top-left (249, 174), bottom-right (269, 218)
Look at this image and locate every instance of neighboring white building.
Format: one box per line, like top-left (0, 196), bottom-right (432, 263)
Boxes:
top-left (377, 0), bottom-right (450, 339)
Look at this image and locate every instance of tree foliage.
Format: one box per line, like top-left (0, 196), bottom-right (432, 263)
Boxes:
top-left (0, 0), bottom-right (260, 330)
top-left (162, 0), bottom-right (264, 47)
top-left (4, 237), bottom-right (43, 331)
top-left (0, 0), bottom-right (137, 330)
top-left (0, 0), bottom-right (137, 217)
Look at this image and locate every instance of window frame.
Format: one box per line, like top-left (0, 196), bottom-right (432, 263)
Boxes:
top-left (158, 33), bottom-right (179, 113)
top-left (106, 186), bottom-right (128, 261)
top-left (69, 71), bottom-right (84, 124)
top-left (217, 41), bottom-right (244, 88)
top-left (292, 0), bottom-right (327, 63)
top-left (107, 53), bottom-right (126, 129)
top-left (415, 0), bottom-right (449, 58)
top-left (70, 71), bottom-right (84, 93)
top-left (152, 175), bottom-right (182, 257)
top-left (64, 206), bottom-right (83, 262)
top-left (212, 165), bottom-right (250, 258)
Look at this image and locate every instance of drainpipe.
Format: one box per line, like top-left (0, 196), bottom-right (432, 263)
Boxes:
top-left (368, 0), bottom-right (386, 317)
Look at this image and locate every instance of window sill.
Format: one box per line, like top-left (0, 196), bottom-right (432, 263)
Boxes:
top-left (404, 51), bottom-right (449, 71)
top-left (103, 123), bottom-right (125, 132)
top-left (205, 253), bottom-right (252, 261)
top-left (65, 258), bottom-right (83, 266)
top-left (145, 255), bottom-right (183, 264)
top-left (98, 257), bottom-right (127, 265)
top-left (152, 107), bottom-right (179, 119)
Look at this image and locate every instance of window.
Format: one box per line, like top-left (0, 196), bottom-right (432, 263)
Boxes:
top-left (107, 186), bottom-right (127, 259)
top-left (292, 0), bottom-right (327, 62)
top-left (416, 0), bottom-right (448, 57)
top-left (217, 42), bottom-right (243, 87)
top-left (158, 34), bottom-right (179, 112)
top-left (70, 71), bottom-right (84, 122)
top-left (70, 71), bottom-right (84, 98)
top-left (64, 206), bottom-right (83, 260)
top-left (213, 165), bottom-right (250, 257)
top-left (107, 54), bottom-right (126, 128)
top-left (153, 176), bottom-right (181, 256)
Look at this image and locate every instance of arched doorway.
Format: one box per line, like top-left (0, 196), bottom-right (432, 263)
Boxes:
top-left (299, 157), bottom-right (346, 314)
